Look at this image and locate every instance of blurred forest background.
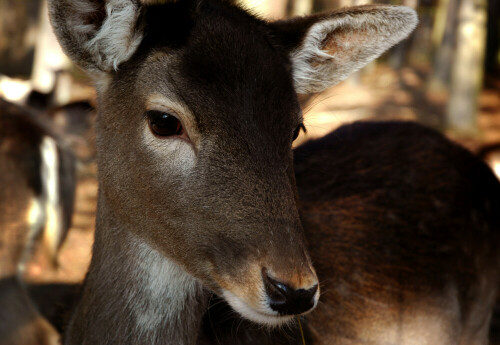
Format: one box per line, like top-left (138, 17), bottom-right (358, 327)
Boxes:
top-left (0, 0), bottom-right (499, 295)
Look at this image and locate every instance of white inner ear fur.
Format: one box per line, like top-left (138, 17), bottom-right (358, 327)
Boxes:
top-left (291, 6), bottom-right (418, 94)
top-left (85, 0), bottom-right (143, 71)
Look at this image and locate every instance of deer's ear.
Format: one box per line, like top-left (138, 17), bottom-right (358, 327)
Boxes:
top-left (271, 5), bottom-right (418, 94)
top-left (48, 0), bottom-right (145, 73)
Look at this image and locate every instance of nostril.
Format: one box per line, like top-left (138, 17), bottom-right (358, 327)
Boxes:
top-left (263, 271), bottom-right (318, 316)
top-left (263, 274), bottom-right (292, 303)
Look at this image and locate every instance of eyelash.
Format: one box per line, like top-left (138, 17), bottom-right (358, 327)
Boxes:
top-left (293, 124), bottom-right (306, 141)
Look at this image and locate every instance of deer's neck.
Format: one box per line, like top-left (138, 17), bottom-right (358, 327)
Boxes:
top-left (65, 197), bottom-right (208, 345)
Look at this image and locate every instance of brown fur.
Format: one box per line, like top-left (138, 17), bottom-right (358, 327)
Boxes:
top-left (296, 122), bottom-right (500, 345)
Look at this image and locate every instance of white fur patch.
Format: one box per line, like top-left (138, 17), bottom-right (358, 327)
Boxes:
top-left (84, 0), bottom-right (143, 71)
top-left (131, 240), bottom-right (201, 333)
top-left (40, 136), bottom-right (63, 261)
top-left (18, 197), bottom-right (46, 274)
top-left (291, 6), bottom-right (418, 93)
top-left (26, 198), bottom-right (45, 233)
top-left (141, 125), bottom-right (197, 174)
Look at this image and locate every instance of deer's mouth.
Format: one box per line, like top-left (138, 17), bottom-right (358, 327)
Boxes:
top-left (222, 289), bottom-right (296, 326)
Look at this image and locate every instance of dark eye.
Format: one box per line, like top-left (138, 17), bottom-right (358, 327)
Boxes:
top-left (293, 124), bottom-right (306, 141)
top-left (147, 110), bottom-right (183, 137)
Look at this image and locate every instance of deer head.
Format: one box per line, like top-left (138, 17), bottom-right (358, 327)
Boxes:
top-left (48, 0), bottom-right (417, 327)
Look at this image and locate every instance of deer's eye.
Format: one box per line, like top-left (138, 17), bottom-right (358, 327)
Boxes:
top-left (293, 124), bottom-right (306, 141)
top-left (147, 110), bottom-right (183, 137)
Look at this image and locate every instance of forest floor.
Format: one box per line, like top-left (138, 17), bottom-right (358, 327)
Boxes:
top-left (23, 65), bottom-right (500, 338)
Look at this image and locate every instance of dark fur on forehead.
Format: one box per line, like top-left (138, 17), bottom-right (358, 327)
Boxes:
top-left (128, 0), bottom-right (300, 154)
top-left (178, 0), bottom-right (292, 89)
top-left (137, 0), bottom-right (249, 49)
top-left (178, 2), bottom-right (299, 151)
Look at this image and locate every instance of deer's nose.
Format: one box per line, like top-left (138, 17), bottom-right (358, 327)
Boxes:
top-left (263, 273), bottom-right (318, 315)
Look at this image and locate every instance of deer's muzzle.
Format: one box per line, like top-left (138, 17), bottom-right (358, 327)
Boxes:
top-left (216, 260), bottom-right (320, 326)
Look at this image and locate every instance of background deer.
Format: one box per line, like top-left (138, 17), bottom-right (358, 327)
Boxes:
top-left (0, 99), bottom-right (75, 345)
top-left (47, 0), bottom-right (499, 344)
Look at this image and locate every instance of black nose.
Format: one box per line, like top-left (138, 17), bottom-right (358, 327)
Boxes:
top-left (263, 273), bottom-right (318, 315)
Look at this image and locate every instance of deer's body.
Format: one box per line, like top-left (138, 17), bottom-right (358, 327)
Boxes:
top-left (296, 122), bottom-right (499, 345)
top-left (0, 99), bottom-right (75, 345)
top-left (47, 0), bottom-right (499, 344)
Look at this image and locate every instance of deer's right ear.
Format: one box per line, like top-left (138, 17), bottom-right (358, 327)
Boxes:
top-left (48, 0), bottom-right (144, 73)
top-left (271, 5), bottom-right (418, 94)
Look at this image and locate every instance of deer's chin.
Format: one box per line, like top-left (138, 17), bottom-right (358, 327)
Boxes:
top-left (221, 289), bottom-right (295, 326)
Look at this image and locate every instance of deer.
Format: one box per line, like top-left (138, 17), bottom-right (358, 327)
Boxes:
top-left (47, 0), bottom-right (500, 344)
top-left (0, 98), bottom-right (76, 345)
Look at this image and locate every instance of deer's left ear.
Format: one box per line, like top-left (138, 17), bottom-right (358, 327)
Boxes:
top-left (270, 5), bottom-right (418, 94)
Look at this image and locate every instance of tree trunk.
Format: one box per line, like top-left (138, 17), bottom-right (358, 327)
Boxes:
top-left (446, 0), bottom-right (488, 134)
top-left (427, 0), bottom-right (460, 92)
